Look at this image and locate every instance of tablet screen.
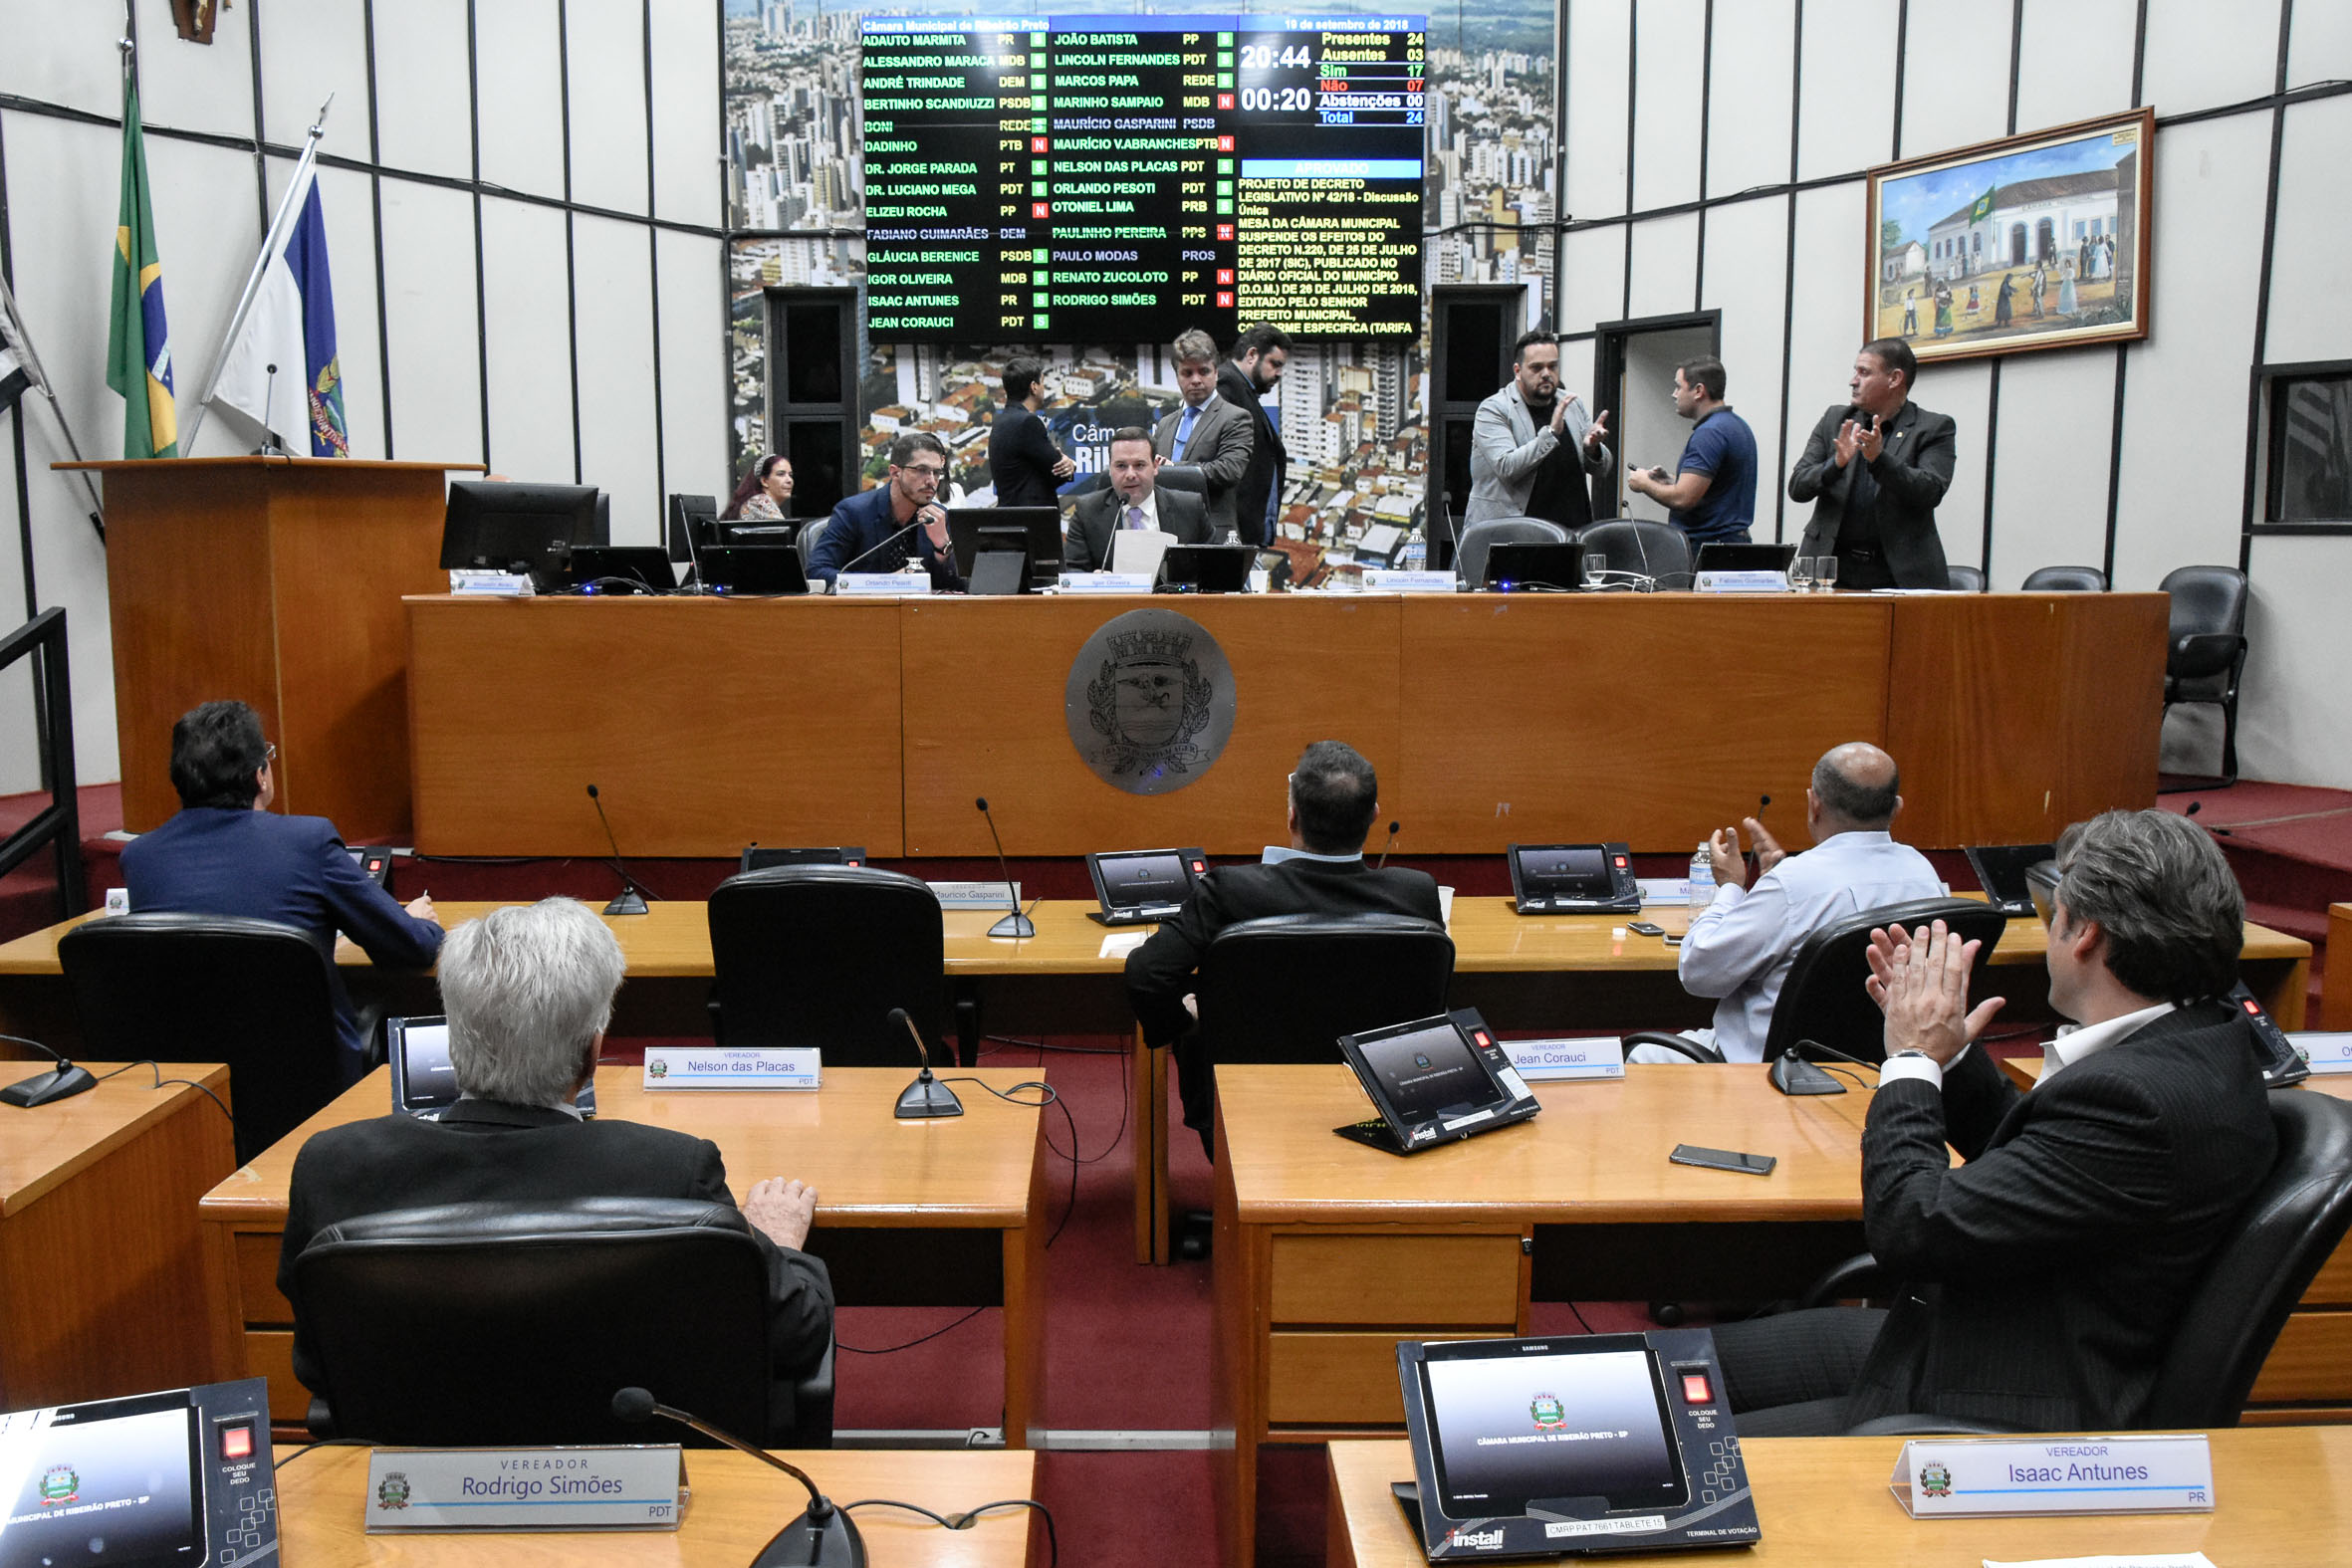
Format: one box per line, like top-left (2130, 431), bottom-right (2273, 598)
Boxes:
top-left (0, 1401), bottom-right (203, 1568)
top-left (395, 1020), bottom-right (459, 1110)
top-left (1096, 851), bottom-right (1191, 908)
top-left (1516, 845), bottom-right (1612, 898)
top-left (1423, 1346), bottom-right (1687, 1515)
top-left (1359, 1019), bottom-right (1496, 1124)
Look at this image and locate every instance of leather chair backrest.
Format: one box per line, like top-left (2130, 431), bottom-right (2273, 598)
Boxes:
top-left (2158, 564), bottom-right (2248, 641)
top-left (1763, 896), bottom-right (2007, 1064)
top-left (58, 912), bottom-right (345, 1164)
top-left (1196, 915), bottom-right (1455, 1067)
top-left (1946, 564), bottom-right (1988, 593)
top-left (707, 865), bottom-right (946, 1064)
top-left (1574, 519), bottom-right (1692, 587)
top-left (294, 1198), bottom-right (775, 1446)
top-left (1454, 516), bottom-right (1570, 587)
top-left (1153, 464), bottom-right (1208, 495)
top-left (794, 516), bottom-right (828, 571)
top-left (2020, 564), bottom-right (2107, 592)
top-left (2144, 1091), bottom-right (2352, 1427)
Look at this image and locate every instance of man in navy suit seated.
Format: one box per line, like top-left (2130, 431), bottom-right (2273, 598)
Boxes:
top-left (120, 700), bottom-right (444, 1081)
top-left (809, 431), bottom-right (964, 590)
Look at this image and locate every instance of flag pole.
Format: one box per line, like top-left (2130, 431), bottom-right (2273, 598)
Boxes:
top-left (0, 276), bottom-right (108, 543)
top-left (181, 93), bottom-right (333, 456)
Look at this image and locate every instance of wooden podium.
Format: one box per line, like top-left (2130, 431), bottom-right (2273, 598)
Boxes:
top-left (61, 457), bottom-right (478, 838)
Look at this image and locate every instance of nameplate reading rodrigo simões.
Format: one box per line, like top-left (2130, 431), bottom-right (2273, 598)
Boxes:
top-left (1890, 1435), bottom-right (2214, 1518)
top-left (642, 1046), bottom-right (821, 1090)
top-left (364, 1447), bottom-right (683, 1532)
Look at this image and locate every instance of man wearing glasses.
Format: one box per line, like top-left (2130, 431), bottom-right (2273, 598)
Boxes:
top-left (810, 431), bottom-right (965, 590)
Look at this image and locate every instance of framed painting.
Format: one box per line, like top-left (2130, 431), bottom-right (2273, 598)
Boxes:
top-left (1865, 108), bottom-right (2154, 364)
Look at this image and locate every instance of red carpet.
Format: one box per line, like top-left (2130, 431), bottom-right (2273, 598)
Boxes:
top-left (2160, 783), bottom-right (2352, 1018)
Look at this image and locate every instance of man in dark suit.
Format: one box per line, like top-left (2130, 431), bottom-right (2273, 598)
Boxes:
top-left (1789, 336), bottom-right (1957, 589)
top-left (1064, 425), bottom-right (1211, 570)
top-left (1712, 809), bottom-right (2277, 1435)
top-left (1153, 328), bottom-right (1254, 540)
top-left (809, 431), bottom-right (963, 589)
top-left (277, 898), bottom-right (833, 1409)
top-left (987, 354), bottom-right (1075, 507)
top-left (1127, 740), bottom-right (1443, 1152)
top-left (1218, 324), bottom-right (1290, 547)
top-left (120, 700), bottom-right (443, 1082)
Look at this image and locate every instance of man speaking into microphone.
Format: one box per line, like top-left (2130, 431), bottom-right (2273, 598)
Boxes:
top-left (810, 431), bottom-right (964, 590)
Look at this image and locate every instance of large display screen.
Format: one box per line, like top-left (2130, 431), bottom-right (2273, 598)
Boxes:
top-left (1423, 1346), bottom-right (1688, 1516)
top-left (861, 13), bottom-right (1426, 340)
top-left (0, 1402), bottom-right (203, 1568)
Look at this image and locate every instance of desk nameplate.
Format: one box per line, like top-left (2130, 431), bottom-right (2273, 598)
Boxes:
top-left (364, 1446), bottom-right (684, 1531)
top-left (1890, 1436), bottom-right (2214, 1518)
top-left (642, 1046), bottom-right (820, 1090)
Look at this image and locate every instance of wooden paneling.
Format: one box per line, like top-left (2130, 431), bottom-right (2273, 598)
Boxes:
top-left (1269, 1331), bottom-right (1492, 1426)
top-left (1397, 594), bottom-right (1893, 852)
top-left (2247, 1310), bottom-right (2352, 1403)
top-left (237, 1232), bottom-right (292, 1323)
top-left (1270, 1232), bottom-right (1524, 1325)
top-left (2325, 903), bottom-right (2351, 1030)
top-left (2050, 591), bottom-right (2170, 830)
top-left (250, 1330), bottom-right (303, 1422)
top-left (900, 594), bottom-right (1404, 856)
top-left (407, 595), bottom-right (906, 856)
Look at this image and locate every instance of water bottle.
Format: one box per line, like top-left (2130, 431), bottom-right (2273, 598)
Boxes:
top-left (1688, 844), bottom-right (1717, 915)
top-left (1398, 529), bottom-right (1428, 570)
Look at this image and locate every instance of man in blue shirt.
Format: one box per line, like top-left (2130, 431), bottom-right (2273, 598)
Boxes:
top-left (1627, 355), bottom-right (1757, 547)
top-left (810, 431), bottom-right (963, 590)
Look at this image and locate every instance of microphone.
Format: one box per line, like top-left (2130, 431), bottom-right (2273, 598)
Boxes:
top-left (585, 784), bottom-right (649, 916)
top-left (0, 1032), bottom-right (97, 1109)
top-left (973, 796), bottom-right (1034, 938)
top-left (2184, 799), bottom-right (2232, 836)
top-left (1768, 1035), bottom-right (1884, 1097)
top-left (610, 1388), bottom-right (864, 1566)
top-left (887, 1006), bottom-right (963, 1120)
top-left (1375, 820), bottom-right (1400, 870)
top-left (257, 363), bottom-right (286, 456)
top-left (831, 515), bottom-right (931, 583)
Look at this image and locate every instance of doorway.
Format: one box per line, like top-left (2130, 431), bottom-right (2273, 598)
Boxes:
top-left (1591, 312), bottom-right (1720, 524)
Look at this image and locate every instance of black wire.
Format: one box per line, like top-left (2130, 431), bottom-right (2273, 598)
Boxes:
top-left (834, 1305), bottom-right (989, 1355)
top-left (935, 1076), bottom-right (1081, 1247)
top-left (1818, 1063), bottom-right (1874, 1087)
top-left (840, 1497), bottom-right (1057, 1566)
top-left (0, 1045), bottom-right (238, 1129)
top-left (1563, 1301), bottom-right (1598, 1335)
top-left (275, 1438), bottom-right (371, 1470)
top-left (0, 1030), bottom-right (63, 1060)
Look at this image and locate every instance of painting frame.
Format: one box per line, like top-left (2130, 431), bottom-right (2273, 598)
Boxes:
top-left (1864, 107), bottom-right (2155, 365)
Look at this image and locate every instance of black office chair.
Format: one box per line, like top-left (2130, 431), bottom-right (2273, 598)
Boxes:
top-left (793, 516), bottom-right (829, 573)
top-left (1574, 519), bottom-right (1692, 589)
top-left (2159, 564), bottom-right (2250, 789)
top-left (1453, 516), bottom-right (1570, 588)
top-left (58, 912), bottom-right (349, 1164)
top-left (1153, 465), bottom-right (1208, 495)
top-left (1624, 896), bottom-right (2006, 1068)
top-left (2020, 564), bottom-right (2107, 592)
top-left (293, 1198), bottom-right (832, 1447)
top-left (707, 865), bottom-right (948, 1065)
top-left (1807, 1089), bottom-right (2352, 1436)
top-left (1946, 564), bottom-right (1988, 593)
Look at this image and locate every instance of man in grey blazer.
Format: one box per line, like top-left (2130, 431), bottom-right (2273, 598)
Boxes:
top-left (1789, 336), bottom-right (1957, 588)
top-left (1710, 810), bottom-right (2277, 1435)
top-left (1065, 426), bottom-right (1211, 570)
top-left (1153, 328), bottom-right (1253, 540)
top-left (1465, 330), bottom-right (1612, 527)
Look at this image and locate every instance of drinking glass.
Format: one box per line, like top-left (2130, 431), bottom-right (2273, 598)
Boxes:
top-left (1583, 553), bottom-right (1608, 588)
top-left (1812, 558), bottom-right (1839, 593)
top-left (1786, 558), bottom-right (1813, 593)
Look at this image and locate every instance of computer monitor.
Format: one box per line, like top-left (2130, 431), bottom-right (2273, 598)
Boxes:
top-left (666, 492), bottom-right (717, 562)
top-left (440, 480), bottom-right (600, 582)
top-left (946, 506), bottom-right (1061, 581)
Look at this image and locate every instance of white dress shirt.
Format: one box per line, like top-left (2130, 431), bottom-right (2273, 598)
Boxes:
top-left (1878, 1001), bottom-right (2177, 1092)
top-left (1116, 488), bottom-right (1162, 532)
top-left (1676, 829), bottom-right (1944, 1063)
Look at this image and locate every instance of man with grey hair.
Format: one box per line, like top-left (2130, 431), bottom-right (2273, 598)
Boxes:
top-left (277, 899), bottom-right (832, 1400)
top-left (1153, 327), bottom-right (1254, 539)
top-left (1711, 809), bottom-right (2276, 1434)
top-left (1633, 742), bottom-right (1942, 1062)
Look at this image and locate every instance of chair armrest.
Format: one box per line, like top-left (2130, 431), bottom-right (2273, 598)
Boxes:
top-left (1621, 1031), bottom-right (1721, 1064)
top-left (2169, 631), bottom-right (2245, 680)
top-left (1844, 1413), bottom-right (2031, 1437)
top-left (1798, 1252), bottom-right (1888, 1310)
top-left (307, 1397), bottom-right (336, 1440)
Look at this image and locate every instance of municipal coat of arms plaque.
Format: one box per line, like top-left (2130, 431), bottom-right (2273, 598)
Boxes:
top-left (1064, 608), bottom-right (1236, 794)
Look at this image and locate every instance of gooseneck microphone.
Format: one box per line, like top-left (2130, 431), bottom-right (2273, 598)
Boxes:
top-left (585, 784), bottom-right (650, 916)
top-left (1375, 820), bottom-right (1400, 870)
top-left (1768, 1036), bottom-right (1879, 1097)
top-left (832, 510), bottom-right (940, 584)
top-left (256, 363), bottom-right (288, 456)
top-left (0, 1032), bottom-right (97, 1109)
top-left (610, 1388), bottom-right (864, 1566)
top-left (888, 1006), bottom-right (963, 1120)
top-left (973, 797), bottom-right (1035, 937)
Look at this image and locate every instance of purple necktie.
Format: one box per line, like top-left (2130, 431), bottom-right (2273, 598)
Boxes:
top-left (1126, 505), bottom-right (1145, 531)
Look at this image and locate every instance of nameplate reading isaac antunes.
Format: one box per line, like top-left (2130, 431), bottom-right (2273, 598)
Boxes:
top-left (1064, 608), bottom-right (1236, 794)
top-left (1889, 1435), bottom-right (2215, 1518)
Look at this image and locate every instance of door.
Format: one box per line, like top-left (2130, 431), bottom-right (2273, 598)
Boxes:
top-left (1592, 313), bottom-right (1720, 524)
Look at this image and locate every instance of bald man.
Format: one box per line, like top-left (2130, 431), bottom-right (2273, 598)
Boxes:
top-left (1633, 743), bottom-right (1943, 1063)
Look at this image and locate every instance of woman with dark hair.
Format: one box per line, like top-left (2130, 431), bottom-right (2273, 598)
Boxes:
top-left (1993, 272), bottom-right (2015, 328)
top-left (721, 453), bottom-right (794, 521)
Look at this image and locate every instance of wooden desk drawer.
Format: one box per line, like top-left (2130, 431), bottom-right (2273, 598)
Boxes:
top-left (2303, 1238), bottom-right (2352, 1306)
top-left (1270, 1233), bottom-right (1523, 1327)
top-left (238, 1232), bottom-right (292, 1323)
top-left (2248, 1311), bottom-right (2352, 1404)
top-left (1268, 1331), bottom-right (1495, 1427)
top-left (248, 1332), bottom-right (304, 1423)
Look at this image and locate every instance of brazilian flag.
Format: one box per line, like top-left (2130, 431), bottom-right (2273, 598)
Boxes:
top-left (106, 77), bottom-right (177, 459)
top-left (1968, 184), bottom-right (1998, 225)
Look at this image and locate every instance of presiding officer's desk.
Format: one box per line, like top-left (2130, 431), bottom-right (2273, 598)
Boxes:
top-left (1325, 1429), bottom-right (2352, 1566)
top-left (277, 1445), bottom-right (1042, 1567)
top-left (197, 1067), bottom-right (1052, 1445)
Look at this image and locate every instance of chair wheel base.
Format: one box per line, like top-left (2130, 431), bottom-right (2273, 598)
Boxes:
top-left (1174, 1209), bottom-right (1213, 1261)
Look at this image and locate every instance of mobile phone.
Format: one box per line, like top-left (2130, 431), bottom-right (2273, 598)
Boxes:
top-left (1662, 932), bottom-right (1684, 946)
top-left (1627, 920), bottom-right (1665, 936)
top-left (1670, 1143), bottom-right (1775, 1176)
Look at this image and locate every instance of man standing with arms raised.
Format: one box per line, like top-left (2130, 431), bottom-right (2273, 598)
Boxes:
top-left (1153, 328), bottom-right (1254, 541)
top-left (1466, 330), bottom-right (1613, 531)
top-left (1789, 336), bottom-right (1956, 589)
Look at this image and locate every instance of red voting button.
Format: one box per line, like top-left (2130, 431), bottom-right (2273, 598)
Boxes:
top-left (219, 1425), bottom-right (255, 1460)
top-left (1613, 854), bottom-right (1629, 868)
top-left (1216, 291), bottom-right (1234, 308)
top-left (1217, 93), bottom-right (1235, 109)
top-left (1681, 1373), bottom-right (1713, 1405)
top-left (1217, 224), bottom-right (1235, 240)
top-left (1473, 1030), bottom-right (1494, 1048)
top-left (2243, 999), bottom-right (2262, 1014)
top-left (1032, 136), bottom-right (1049, 151)
top-left (1217, 269), bottom-right (1235, 285)
top-left (1032, 202), bottom-right (1051, 218)
top-left (1190, 860), bottom-right (1207, 873)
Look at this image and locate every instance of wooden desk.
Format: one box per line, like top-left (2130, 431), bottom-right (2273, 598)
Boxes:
top-left (2325, 901), bottom-right (2350, 1029)
top-left (277, 1445), bottom-right (1041, 1567)
top-left (0, 1063), bottom-right (235, 1408)
top-left (197, 1067), bottom-right (1052, 1445)
top-left (1209, 1064), bottom-right (1879, 1568)
top-left (1325, 1430), bottom-right (2352, 1566)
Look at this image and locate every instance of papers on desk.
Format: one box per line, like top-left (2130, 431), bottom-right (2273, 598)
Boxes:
top-left (1098, 930), bottom-right (1151, 960)
top-left (1982, 1557), bottom-right (2217, 1568)
top-left (1439, 885), bottom-right (1454, 928)
top-left (1111, 526), bottom-right (1174, 578)
top-left (2293, 1031), bottom-right (2352, 1073)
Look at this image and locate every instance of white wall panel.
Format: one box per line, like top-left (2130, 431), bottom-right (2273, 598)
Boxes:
top-left (1554, 336), bottom-right (1597, 416)
top-left (2263, 97), bottom-right (2352, 365)
top-left (135, 0), bottom-right (255, 140)
top-left (258, 1), bottom-right (368, 149)
top-left (1558, 224), bottom-right (1628, 336)
top-left (477, 0), bottom-right (569, 202)
top-left (2240, 537), bottom-right (2352, 787)
top-left (480, 200), bottom-right (578, 484)
top-left (1564, 2), bottom-right (1631, 222)
top-left (1625, 212), bottom-right (1699, 319)
top-left (1923, 359), bottom-right (1993, 571)
top-left (1795, 0), bottom-right (1899, 183)
top-left (572, 217), bottom-right (660, 544)
top-left (1897, 0), bottom-right (2009, 158)
top-left (372, 0), bottom-right (474, 180)
top-left (2109, 113), bottom-right (2270, 589)
top-left (568, 0), bottom-right (652, 216)
top-left (148, 136), bottom-right (270, 460)
top-left (2141, 0), bottom-right (2281, 118)
top-left (1630, 0), bottom-right (1705, 212)
top-left (1705, 0), bottom-right (1795, 199)
top-left (2288, 3), bottom-right (2352, 87)
top-left (313, 165), bottom-right (387, 461)
top-left (1699, 196), bottom-right (1789, 537)
top-left (2013, 0), bottom-right (2138, 132)
top-left (655, 230), bottom-right (729, 503)
top-left (650, 0), bottom-right (723, 227)
top-left (0, 1), bottom-right (128, 115)
top-left (1985, 350), bottom-right (2116, 588)
top-left (377, 181), bottom-right (483, 464)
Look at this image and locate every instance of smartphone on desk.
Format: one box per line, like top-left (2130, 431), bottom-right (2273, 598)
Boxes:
top-left (1669, 1143), bottom-right (1775, 1176)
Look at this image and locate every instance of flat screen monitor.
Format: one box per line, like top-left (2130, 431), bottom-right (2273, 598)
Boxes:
top-left (947, 507), bottom-right (1062, 581)
top-left (440, 480), bottom-right (600, 579)
top-left (666, 493), bottom-right (717, 562)
top-left (1692, 542), bottom-right (1796, 574)
top-left (1483, 542), bottom-right (1585, 591)
top-left (1416, 1337), bottom-right (1690, 1516)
